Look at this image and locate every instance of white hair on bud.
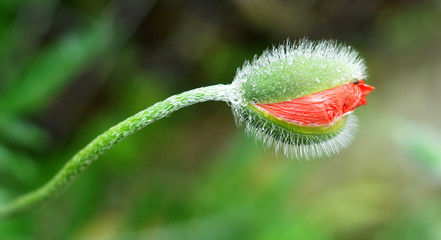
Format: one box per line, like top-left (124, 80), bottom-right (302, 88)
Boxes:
top-left (233, 38), bottom-right (368, 104)
top-left (242, 38), bottom-right (367, 82)
top-left (232, 105), bottom-right (358, 159)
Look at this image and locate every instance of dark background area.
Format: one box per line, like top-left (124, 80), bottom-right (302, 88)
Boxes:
top-left (1, 0), bottom-right (441, 239)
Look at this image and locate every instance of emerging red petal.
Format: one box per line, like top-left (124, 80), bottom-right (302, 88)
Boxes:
top-left (255, 80), bottom-right (375, 126)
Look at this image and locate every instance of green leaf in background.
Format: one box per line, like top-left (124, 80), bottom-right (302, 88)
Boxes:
top-left (0, 114), bottom-right (49, 151)
top-left (0, 16), bottom-right (113, 115)
top-left (0, 144), bottom-right (37, 187)
top-left (0, 0), bottom-right (58, 90)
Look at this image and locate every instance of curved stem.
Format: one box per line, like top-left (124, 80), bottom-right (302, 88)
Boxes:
top-left (0, 84), bottom-right (235, 217)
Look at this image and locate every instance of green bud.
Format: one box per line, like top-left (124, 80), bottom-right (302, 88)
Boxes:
top-left (233, 39), bottom-right (367, 104)
top-left (230, 39), bottom-right (371, 159)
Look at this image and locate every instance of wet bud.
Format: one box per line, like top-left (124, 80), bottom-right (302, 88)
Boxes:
top-left (231, 39), bottom-right (374, 159)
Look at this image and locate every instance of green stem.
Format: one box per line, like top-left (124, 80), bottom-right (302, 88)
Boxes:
top-left (0, 84), bottom-right (235, 217)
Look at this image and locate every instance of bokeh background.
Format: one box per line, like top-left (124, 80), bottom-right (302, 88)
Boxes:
top-left (1, 0), bottom-right (441, 239)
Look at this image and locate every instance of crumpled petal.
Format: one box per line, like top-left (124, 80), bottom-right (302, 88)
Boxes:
top-left (256, 80), bottom-right (375, 126)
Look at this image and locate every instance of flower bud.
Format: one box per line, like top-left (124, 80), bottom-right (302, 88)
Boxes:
top-left (231, 39), bottom-right (374, 159)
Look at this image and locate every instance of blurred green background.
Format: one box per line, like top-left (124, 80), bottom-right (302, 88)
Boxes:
top-left (1, 0), bottom-right (441, 239)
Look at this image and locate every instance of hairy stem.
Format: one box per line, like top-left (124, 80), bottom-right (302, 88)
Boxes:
top-left (0, 84), bottom-right (235, 217)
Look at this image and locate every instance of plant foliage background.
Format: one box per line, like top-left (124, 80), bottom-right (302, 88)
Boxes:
top-left (1, 0), bottom-right (441, 239)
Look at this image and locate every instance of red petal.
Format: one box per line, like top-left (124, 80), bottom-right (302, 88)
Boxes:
top-left (256, 80), bottom-right (375, 126)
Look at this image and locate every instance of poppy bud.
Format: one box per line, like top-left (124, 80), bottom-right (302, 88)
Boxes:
top-left (231, 40), bottom-right (374, 159)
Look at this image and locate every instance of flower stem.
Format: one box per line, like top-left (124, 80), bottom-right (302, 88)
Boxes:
top-left (0, 84), bottom-right (235, 217)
